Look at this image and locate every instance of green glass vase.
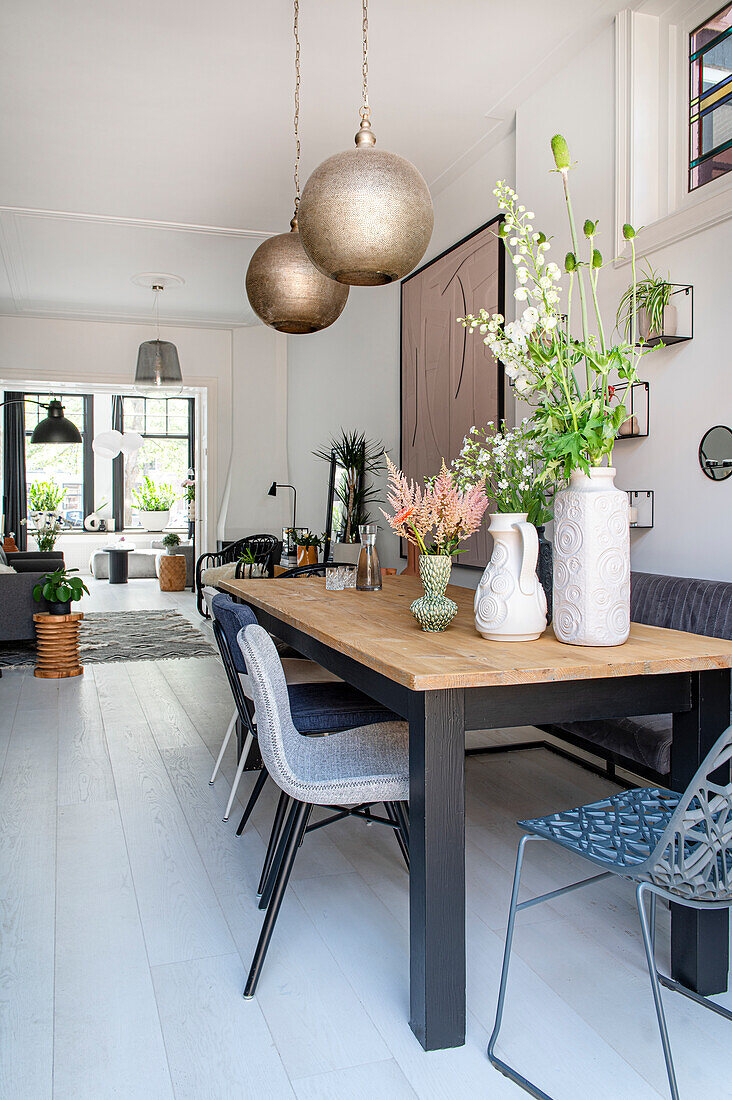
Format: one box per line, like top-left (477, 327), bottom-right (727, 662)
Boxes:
top-left (410, 554), bottom-right (458, 632)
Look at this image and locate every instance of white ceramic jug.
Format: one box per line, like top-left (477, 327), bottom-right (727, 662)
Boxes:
top-left (474, 513), bottom-right (547, 642)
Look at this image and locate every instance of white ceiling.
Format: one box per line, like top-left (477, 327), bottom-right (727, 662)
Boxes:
top-left (0, 0), bottom-right (627, 327)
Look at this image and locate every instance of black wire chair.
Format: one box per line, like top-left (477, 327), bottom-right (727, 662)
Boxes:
top-left (277, 562), bottom-right (342, 579)
top-left (195, 533), bottom-right (281, 616)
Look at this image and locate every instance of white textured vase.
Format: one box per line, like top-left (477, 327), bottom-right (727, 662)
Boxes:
top-left (474, 513), bottom-right (547, 642)
top-left (552, 467), bottom-right (630, 646)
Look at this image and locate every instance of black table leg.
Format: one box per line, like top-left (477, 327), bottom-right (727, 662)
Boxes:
top-left (408, 688), bottom-right (466, 1050)
top-left (671, 667), bottom-right (731, 995)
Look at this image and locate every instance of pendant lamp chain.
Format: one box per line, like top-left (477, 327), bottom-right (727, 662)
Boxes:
top-left (360, 0), bottom-right (370, 124)
top-left (292, 0), bottom-right (301, 221)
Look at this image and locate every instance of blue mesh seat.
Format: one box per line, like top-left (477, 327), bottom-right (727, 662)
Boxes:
top-left (488, 726), bottom-right (732, 1100)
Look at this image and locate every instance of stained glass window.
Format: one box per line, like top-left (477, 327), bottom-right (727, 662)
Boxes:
top-left (690, 3), bottom-right (732, 190)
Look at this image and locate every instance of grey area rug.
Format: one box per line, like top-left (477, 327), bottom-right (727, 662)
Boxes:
top-left (0, 610), bottom-right (217, 669)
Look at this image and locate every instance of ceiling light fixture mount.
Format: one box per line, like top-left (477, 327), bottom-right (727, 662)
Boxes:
top-left (298, 0), bottom-right (434, 286)
top-left (245, 0), bottom-right (349, 334)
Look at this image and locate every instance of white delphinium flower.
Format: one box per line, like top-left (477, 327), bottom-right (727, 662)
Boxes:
top-left (514, 288), bottom-right (528, 300)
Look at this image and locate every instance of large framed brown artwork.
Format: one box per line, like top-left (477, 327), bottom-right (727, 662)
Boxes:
top-left (400, 216), bottom-right (505, 568)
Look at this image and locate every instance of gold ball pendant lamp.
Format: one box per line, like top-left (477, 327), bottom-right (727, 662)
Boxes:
top-left (245, 0), bottom-right (348, 334)
top-left (246, 216), bottom-right (348, 334)
top-left (298, 0), bottom-right (433, 286)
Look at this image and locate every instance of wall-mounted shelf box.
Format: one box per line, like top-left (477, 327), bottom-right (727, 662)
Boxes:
top-left (626, 489), bottom-right (654, 530)
top-left (616, 380), bottom-right (649, 439)
top-left (635, 284), bottom-right (693, 348)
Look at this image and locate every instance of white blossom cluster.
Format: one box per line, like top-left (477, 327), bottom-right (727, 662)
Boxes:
top-left (451, 419), bottom-right (551, 523)
top-left (459, 181), bottom-right (564, 398)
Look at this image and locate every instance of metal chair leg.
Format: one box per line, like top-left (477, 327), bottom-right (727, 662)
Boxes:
top-left (209, 708), bottom-right (237, 785)
top-left (235, 767), bottom-right (268, 836)
top-left (244, 800), bottom-right (312, 998)
top-left (636, 883), bottom-right (680, 1100)
top-left (258, 794), bottom-right (303, 911)
top-left (487, 835), bottom-right (552, 1100)
top-left (390, 800), bottom-right (410, 870)
top-left (223, 731), bottom-right (253, 821)
top-left (257, 790), bottom-right (291, 896)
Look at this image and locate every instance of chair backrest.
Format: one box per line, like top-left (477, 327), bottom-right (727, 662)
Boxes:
top-left (237, 623), bottom-right (311, 800)
top-left (631, 572), bottom-right (732, 640)
top-left (277, 563), bottom-right (340, 578)
top-left (642, 724), bottom-right (732, 902)
top-left (239, 534), bottom-right (282, 577)
top-left (210, 594), bottom-right (258, 729)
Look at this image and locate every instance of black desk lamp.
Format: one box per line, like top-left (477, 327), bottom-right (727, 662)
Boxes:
top-left (268, 481), bottom-right (297, 529)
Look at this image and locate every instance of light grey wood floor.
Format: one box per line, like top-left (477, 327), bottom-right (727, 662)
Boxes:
top-left (2, 579), bottom-right (731, 1098)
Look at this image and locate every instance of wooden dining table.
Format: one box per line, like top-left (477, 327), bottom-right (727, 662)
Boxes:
top-left (220, 574), bottom-right (732, 1052)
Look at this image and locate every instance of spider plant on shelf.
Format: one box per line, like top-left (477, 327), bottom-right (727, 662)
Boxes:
top-left (617, 263), bottom-right (676, 345)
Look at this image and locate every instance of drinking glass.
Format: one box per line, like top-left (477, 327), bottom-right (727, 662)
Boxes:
top-left (326, 567), bottom-right (345, 591)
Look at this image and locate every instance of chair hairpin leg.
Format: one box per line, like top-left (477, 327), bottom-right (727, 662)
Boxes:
top-left (244, 800), bottom-right (312, 999)
top-left (258, 790), bottom-right (291, 896)
top-left (389, 801), bottom-right (410, 870)
top-left (222, 731), bottom-right (253, 821)
top-left (636, 883), bottom-right (680, 1100)
top-left (209, 709), bottom-right (237, 785)
top-left (235, 767), bottom-right (268, 836)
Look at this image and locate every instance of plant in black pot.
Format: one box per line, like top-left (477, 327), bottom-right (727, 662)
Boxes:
top-left (33, 567), bottom-right (89, 615)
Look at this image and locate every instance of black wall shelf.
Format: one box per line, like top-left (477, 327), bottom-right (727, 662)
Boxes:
top-left (616, 380), bottom-right (649, 439)
top-left (635, 284), bottom-right (693, 348)
top-left (626, 489), bottom-right (654, 530)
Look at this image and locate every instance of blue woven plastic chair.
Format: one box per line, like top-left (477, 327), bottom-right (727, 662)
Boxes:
top-left (488, 724), bottom-right (732, 1100)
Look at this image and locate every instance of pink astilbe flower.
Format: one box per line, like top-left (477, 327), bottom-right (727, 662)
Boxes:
top-left (382, 454), bottom-right (488, 556)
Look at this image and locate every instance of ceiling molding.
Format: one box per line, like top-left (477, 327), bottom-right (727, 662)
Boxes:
top-left (0, 304), bottom-right (255, 330)
top-left (0, 206), bottom-right (278, 240)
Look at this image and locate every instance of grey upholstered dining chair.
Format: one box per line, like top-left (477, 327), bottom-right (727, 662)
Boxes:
top-left (237, 622), bottom-right (410, 998)
top-left (488, 724), bottom-right (732, 1100)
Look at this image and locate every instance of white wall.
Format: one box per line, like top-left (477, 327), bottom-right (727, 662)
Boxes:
top-left (515, 23), bottom-right (732, 582)
top-left (0, 315), bottom-right (288, 555)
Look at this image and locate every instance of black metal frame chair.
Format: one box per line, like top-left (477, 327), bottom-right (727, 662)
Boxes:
top-left (196, 534), bottom-right (281, 617)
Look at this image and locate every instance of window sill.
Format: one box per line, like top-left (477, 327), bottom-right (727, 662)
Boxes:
top-left (615, 172), bottom-right (732, 266)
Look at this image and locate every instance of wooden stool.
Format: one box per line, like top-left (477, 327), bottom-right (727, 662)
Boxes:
top-left (158, 553), bottom-right (187, 592)
top-left (33, 612), bottom-right (83, 679)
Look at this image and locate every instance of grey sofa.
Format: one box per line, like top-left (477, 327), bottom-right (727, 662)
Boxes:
top-left (0, 548), bottom-right (65, 642)
top-left (542, 571), bottom-right (732, 782)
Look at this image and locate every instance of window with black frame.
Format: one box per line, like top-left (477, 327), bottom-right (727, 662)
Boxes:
top-left (25, 394), bottom-right (93, 527)
top-left (690, 4), bottom-right (732, 191)
top-left (119, 396), bottom-right (193, 529)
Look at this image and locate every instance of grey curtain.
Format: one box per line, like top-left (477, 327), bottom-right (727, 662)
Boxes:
top-left (111, 395), bottom-right (124, 532)
top-left (3, 391), bottom-right (27, 550)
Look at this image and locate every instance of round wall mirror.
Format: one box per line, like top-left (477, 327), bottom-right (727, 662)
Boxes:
top-left (699, 425), bottom-right (732, 481)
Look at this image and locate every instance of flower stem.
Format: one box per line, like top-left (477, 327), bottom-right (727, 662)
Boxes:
top-left (561, 170), bottom-right (591, 385)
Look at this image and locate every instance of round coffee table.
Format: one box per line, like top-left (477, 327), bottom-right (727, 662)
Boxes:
top-left (102, 546), bottom-right (134, 584)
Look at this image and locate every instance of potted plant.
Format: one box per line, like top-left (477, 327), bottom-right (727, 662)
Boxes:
top-left (314, 430), bottom-right (385, 564)
top-left (617, 263), bottom-right (676, 344)
top-left (295, 531), bottom-right (322, 567)
top-left (29, 479), bottom-right (67, 514)
top-left (21, 513), bottom-right (65, 552)
top-left (162, 532), bottom-right (182, 555)
top-left (33, 566), bottom-right (89, 615)
top-left (460, 135), bottom-right (657, 646)
top-left (381, 454), bottom-right (488, 632)
top-left (452, 419), bottom-right (555, 629)
top-left (181, 470), bottom-right (195, 522)
top-left (132, 476), bottom-right (176, 530)
top-left (238, 546), bottom-right (265, 578)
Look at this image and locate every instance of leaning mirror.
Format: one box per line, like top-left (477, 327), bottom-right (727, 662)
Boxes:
top-left (699, 425), bottom-right (732, 481)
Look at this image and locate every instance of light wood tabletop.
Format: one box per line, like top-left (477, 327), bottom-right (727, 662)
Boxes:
top-left (219, 574), bottom-right (732, 691)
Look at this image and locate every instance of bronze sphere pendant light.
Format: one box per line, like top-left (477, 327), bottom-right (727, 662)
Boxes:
top-left (245, 0), bottom-right (348, 334)
top-left (298, 0), bottom-right (434, 286)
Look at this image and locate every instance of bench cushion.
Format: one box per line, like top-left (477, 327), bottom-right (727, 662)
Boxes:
top-left (546, 571), bottom-right (732, 776)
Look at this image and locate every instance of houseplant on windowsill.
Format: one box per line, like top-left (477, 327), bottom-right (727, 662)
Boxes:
top-left (21, 513), bottom-right (65, 552)
top-left (382, 454), bottom-right (488, 632)
top-left (132, 476), bottom-right (176, 531)
top-left (314, 430), bottom-right (385, 565)
top-left (33, 566), bottom-right (89, 615)
top-left (452, 419), bottom-right (554, 637)
top-left (460, 135), bottom-right (657, 646)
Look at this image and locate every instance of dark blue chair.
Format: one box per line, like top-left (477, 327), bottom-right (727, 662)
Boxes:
top-left (209, 593), bottom-right (397, 839)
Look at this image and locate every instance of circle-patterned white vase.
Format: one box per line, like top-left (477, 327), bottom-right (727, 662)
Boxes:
top-left (474, 513), bottom-right (547, 642)
top-left (552, 467), bottom-right (630, 646)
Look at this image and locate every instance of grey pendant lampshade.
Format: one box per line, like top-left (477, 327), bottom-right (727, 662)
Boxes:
top-left (134, 339), bottom-right (182, 395)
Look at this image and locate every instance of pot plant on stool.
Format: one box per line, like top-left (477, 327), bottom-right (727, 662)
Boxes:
top-left (32, 566), bottom-right (89, 679)
top-left (382, 455), bottom-right (488, 632)
top-left (460, 134), bottom-right (658, 646)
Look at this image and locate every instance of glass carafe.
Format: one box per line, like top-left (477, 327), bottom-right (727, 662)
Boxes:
top-left (356, 524), bottom-right (381, 591)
